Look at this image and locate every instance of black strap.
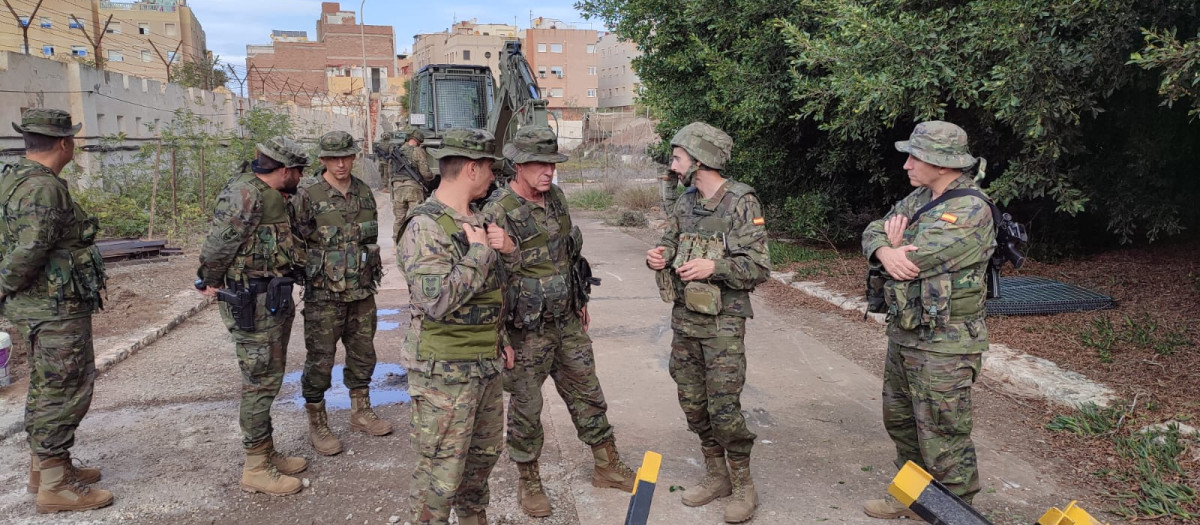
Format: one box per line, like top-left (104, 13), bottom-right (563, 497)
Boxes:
top-left (911, 188), bottom-right (998, 227)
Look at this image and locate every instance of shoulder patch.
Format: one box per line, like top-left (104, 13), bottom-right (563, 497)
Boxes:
top-left (420, 275), bottom-right (441, 299)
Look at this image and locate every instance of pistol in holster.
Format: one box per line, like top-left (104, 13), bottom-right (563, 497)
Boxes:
top-left (216, 286), bottom-right (256, 332)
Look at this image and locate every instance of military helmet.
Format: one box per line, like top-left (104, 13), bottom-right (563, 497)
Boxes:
top-left (256, 136), bottom-right (309, 168)
top-left (11, 108), bottom-right (81, 137)
top-left (316, 130), bottom-right (360, 158)
top-left (895, 121), bottom-right (975, 169)
top-left (379, 131), bottom-right (394, 141)
top-left (407, 127), bottom-right (426, 143)
top-left (670, 122), bottom-right (732, 171)
top-left (504, 125), bottom-right (568, 164)
top-left (429, 128), bottom-right (502, 160)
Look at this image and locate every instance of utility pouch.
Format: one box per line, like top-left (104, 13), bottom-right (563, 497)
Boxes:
top-left (266, 277), bottom-right (295, 316)
top-left (921, 273), bottom-right (952, 329)
top-left (885, 279), bottom-right (923, 331)
top-left (683, 281), bottom-right (722, 316)
top-left (865, 265), bottom-right (887, 314)
top-left (655, 269), bottom-right (677, 304)
top-left (364, 243), bottom-right (383, 285)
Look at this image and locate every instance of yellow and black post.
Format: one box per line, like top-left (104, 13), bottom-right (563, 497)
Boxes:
top-left (623, 451), bottom-right (662, 525)
top-left (889, 461), bottom-right (994, 525)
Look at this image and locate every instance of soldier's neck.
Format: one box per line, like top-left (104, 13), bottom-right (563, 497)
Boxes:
top-left (694, 170), bottom-right (727, 200)
top-left (434, 186), bottom-right (474, 217)
top-left (927, 171), bottom-right (963, 199)
top-left (322, 171), bottom-right (352, 195)
top-left (510, 179), bottom-right (545, 206)
top-left (24, 153), bottom-right (68, 175)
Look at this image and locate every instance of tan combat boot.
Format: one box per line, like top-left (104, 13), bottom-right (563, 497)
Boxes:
top-left (241, 441), bottom-right (302, 496)
top-left (265, 438), bottom-right (307, 475)
top-left (681, 446), bottom-right (732, 507)
top-left (457, 509), bottom-right (488, 525)
top-left (34, 457), bottom-right (113, 513)
top-left (723, 459), bottom-right (757, 523)
top-left (28, 452), bottom-right (101, 494)
top-left (863, 494), bottom-right (921, 520)
top-left (349, 388), bottom-right (393, 436)
top-left (305, 400), bottom-right (343, 455)
top-left (516, 461), bottom-right (552, 517)
top-left (590, 439), bottom-right (637, 492)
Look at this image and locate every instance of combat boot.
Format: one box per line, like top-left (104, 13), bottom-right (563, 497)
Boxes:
top-left (349, 388), bottom-right (393, 436)
top-left (265, 438), bottom-right (307, 475)
top-left (241, 441), bottom-right (302, 496)
top-left (28, 452), bottom-right (101, 494)
top-left (34, 457), bottom-right (113, 513)
top-left (723, 459), bottom-right (757, 523)
top-left (516, 461), bottom-right (552, 517)
top-left (681, 446), bottom-right (732, 507)
top-left (590, 439), bottom-right (637, 492)
top-left (457, 509), bottom-right (488, 525)
top-left (305, 400), bottom-right (343, 455)
top-left (863, 494), bottom-right (920, 520)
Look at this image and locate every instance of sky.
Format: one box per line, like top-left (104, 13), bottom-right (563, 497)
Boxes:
top-left (189, 0), bottom-right (598, 72)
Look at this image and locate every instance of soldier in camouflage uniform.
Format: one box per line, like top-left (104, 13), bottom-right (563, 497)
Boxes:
top-left (196, 136), bottom-right (310, 497)
top-left (398, 128), bottom-right (515, 525)
top-left (1, 109), bottom-right (112, 513)
top-left (292, 131), bottom-right (391, 457)
top-left (646, 122), bottom-right (770, 524)
top-left (391, 128), bottom-right (436, 241)
top-left (860, 121), bottom-right (996, 519)
top-left (482, 125), bottom-right (638, 517)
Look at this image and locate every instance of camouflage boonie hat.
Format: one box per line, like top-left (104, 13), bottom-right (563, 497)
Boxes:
top-left (316, 130), bottom-right (360, 157)
top-left (407, 127), bottom-right (426, 143)
top-left (11, 108), bottom-right (81, 137)
top-left (428, 128), bottom-right (502, 160)
top-left (670, 122), bottom-right (733, 170)
top-left (895, 121), bottom-right (975, 169)
top-left (504, 125), bottom-right (568, 164)
top-left (256, 136), bottom-right (309, 168)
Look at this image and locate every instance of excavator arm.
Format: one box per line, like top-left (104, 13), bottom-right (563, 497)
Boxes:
top-left (487, 40), bottom-right (549, 155)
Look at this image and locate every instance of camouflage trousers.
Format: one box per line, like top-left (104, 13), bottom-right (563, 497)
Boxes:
top-left (18, 316), bottom-right (96, 460)
top-left (219, 293), bottom-right (296, 449)
top-left (301, 296), bottom-right (378, 403)
top-left (882, 341), bottom-right (982, 502)
top-left (409, 362), bottom-right (504, 524)
top-left (391, 180), bottom-right (426, 243)
top-left (503, 315), bottom-right (614, 463)
top-left (669, 332), bottom-right (756, 461)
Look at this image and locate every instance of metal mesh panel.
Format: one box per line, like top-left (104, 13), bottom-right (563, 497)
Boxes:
top-left (433, 76), bottom-right (490, 131)
top-left (986, 276), bottom-right (1117, 316)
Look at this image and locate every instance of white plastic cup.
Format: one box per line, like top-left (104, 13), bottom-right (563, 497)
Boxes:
top-left (0, 331), bottom-right (11, 388)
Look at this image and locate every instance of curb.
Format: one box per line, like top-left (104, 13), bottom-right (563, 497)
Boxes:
top-left (770, 271), bottom-right (1116, 408)
top-left (0, 295), bottom-right (215, 441)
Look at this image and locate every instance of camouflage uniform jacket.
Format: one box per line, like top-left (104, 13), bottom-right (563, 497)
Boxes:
top-left (292, 175), bottom-right (381, 302)
top-left (396, 143), bottom-right (435, 187)
top-left (398, 195), bottom-right (504, 377)
top-left (481, 184), bottom-right (578, 329)
top-left (862, 175), bottom-right (996, 353)
top-left (0, 159), bottom-right (106, 320)
top-left (197, 173), bottom-right (302, 288)
top-left (658, 179), bottom-right (771, 337)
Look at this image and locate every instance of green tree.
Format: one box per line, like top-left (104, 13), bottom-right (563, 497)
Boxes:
top-left (172, 53), bottom-right (231, 90)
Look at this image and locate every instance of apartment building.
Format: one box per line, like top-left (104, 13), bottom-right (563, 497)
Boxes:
top-left (0, 0), bottom-right (206, 84)
top-left (523, 18), bottom-right (599, 118)
top-left (246, 2), bottom-right (399, 106)
top-left (596, 32), bottom-right (640, 110)
top-left (411, 19), bottom-right (519, 83)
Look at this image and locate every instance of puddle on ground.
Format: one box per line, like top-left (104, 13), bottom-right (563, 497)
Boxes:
top-left (378, 308), bottom-right (404, 331)
top-left (378, 309), bottom-right (401, 316)
top-left (283, 363), bottom-right (410, 409)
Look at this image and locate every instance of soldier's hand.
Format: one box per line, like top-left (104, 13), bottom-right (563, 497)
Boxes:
top-left (463, 223), bottom-right (487, 246)
top-left (885, 215), bottom-right (909, 248)
top-left (646, 246), bottom-right (667, 270)
top-left (677, 258), bottom-right (716, 281)
top-left (485, 223), bottom-right (515, 254)
top-left (580, 305), bottom-right (590, 333)
top-left (197, 285), bottom-right (221, 298)
top-left (877, 245), bottom-right (920, 280)
top-left (502, 345), bottom-right (515, 370)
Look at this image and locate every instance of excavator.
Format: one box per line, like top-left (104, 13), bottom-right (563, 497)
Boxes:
top-left (407, 40), bottom-right (549, 174)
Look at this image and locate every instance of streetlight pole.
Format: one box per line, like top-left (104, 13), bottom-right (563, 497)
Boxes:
top-left (360, 0), bottom-right (371, 155)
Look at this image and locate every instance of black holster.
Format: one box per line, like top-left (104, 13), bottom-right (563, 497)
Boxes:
top-left (266, 277), bottom-right (295, 316)
top-left (216, 287), bottom-right (256, 331)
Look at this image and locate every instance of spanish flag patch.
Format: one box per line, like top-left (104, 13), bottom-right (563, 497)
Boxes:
top-left (939, 213), bottom-right (958, 224)
top-left (752, 217), bottom-right (766, 226)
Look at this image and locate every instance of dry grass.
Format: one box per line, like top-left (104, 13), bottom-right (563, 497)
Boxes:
top-left (615, 184), bottom-right (659, 210)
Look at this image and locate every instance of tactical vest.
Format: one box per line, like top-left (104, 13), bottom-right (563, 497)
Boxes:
top-left (0, 161), bottom-right (106, 318)
top-left (668, 181), bottom-right (756, 318)
top-left (408, 200), bottom-right (502, 361)
top-left (493, 186), bottom-right (575, 328)
top-left (227, 177), bottom-right (300, 285)
top-left (301, 178), bottom-right (381, 299)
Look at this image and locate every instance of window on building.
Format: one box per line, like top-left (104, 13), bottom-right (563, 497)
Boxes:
top-left (108, 50), bottom-right (123, 62)
top-left (71, 46), bottom-right (87, 57)
top-left (96, 114), bottom-right (105, 133)
top-left (586, 89), bottom-right (596, 98)
top-left (70, 19), bottom-right (82, 29)
top-left (537, 66), bottom-right (546, 78)
top-left (587, 66), bottom-right (596, 76)
top-left (18, 16), bottom-right (29, 27)
top-left (116, 115), bottom-right (124, 133)
top-left (587, 44), bottom-right (596, 54)
top-left (42, 45), bottom-right (54, 57)
top-left (18, 44), bottom-right (26, 54)
top-left (550, 66), bottom-right (564, 78)
top-left (550, 43), bottom-right (563, 53)
top-left (135, 117), bottom-right (142, 133)
top-left (168, 51), bottom-right (177, 63)
top-left (536, 43), bottom-right (546, 53)
top-left (165, 23), bottom-right (176, 36)
top-left (107, 22), bottom-right (121, 34)
top-left (141, 50), bottom-right (152, 62)
top-left (138, 23), bottom-right (150, 35)
top-left (462, 49), bottom-right (471, 61)
top-left (550, 88), bottom-right (563, 98)
top-left (40, 16), bottom-right (51, 28)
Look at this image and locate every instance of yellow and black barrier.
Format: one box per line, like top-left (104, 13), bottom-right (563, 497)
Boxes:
top-left (890, 462), bottom-right (1108, 525)
top-left (623, 451), bottom-right (662, 525)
